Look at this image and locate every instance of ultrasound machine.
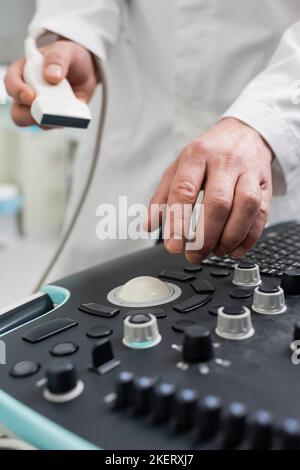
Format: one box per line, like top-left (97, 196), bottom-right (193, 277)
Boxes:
top-left (1, 221), bottom-right (300, 450)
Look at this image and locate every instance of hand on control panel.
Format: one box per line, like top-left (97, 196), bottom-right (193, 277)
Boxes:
top-left (146, 117), bottom-right (273, 264)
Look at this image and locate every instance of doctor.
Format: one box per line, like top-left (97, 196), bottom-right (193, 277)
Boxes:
top-left (4, 0), bottom-right (300, 278)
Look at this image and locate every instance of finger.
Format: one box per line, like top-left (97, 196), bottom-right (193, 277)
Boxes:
top-left (145, 160), bottom-right (178, 232)
top-left (185, 166), bottom-right (239, 264)
top-left (165, 143), bottom-right (206, 254)
top-left (43, 43), bottom-right (72, 84)
top-left (231, 182), bottom-right (272, 257)
top-left (73, 74), bottom-right (97, 102)
top-left (11, 102), bottom-right (36, 127)
top-left (215, 173), bottom-right (262, 256)
top-left (4, 59), bottom-right (35, 104)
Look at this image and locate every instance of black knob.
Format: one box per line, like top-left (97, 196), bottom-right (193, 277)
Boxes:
top-left (133, 377), bottom-right (156, 415)
top-left (174, 388), bottom-right (198, 431)
top-left (197, 395), bottom-right (222, 440)
top-left (223, 402), bottom-right (248, 448)
top-left (182, 325), bottom-right (214, 363)
top-left (46, 362), bottom-right (78, 395)
top-left (281, 419), bottom-right (300, 450)
top-left (152, 382), bottom-right (176, 423)
top-left (114, 371), bottom-right (134, 409)
top-left (249, 410), bottom-right (273, 449)
top-left (281, 268), bottom-right (300, 295)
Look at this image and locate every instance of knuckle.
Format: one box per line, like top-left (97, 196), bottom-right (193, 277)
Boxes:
top-left (185, 139), bottom-right (206, 160)
top-left (222, 151), bottom-right (241, 167)
top-left (241, 190), bottom-right (261, 211)
top-left (210, 194), bottom-right (232, 212)
top-left (172, 181), bottom-right (198, 204)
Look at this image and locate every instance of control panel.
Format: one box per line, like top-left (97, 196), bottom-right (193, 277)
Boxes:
top-left (1, 222), bottom-right (300, 450)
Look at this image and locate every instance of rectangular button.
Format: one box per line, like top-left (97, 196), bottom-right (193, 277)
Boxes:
top-left (191, 279), bottom-right (215, 294)
top-left (159, 271), bottom-right (195, 282)
top-left (23, 318), bottom-right (78, 344)
top-left (173, 295), bottom-right (211, 313)
top-left (79, 303), bottom-right (120, 318)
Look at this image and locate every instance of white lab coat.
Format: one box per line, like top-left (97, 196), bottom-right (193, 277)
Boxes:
top-left (29, 0), bottom-right (300, 280)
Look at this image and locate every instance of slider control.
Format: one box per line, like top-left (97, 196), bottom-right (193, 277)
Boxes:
top-left (91, 340), bottom-right (121, 375)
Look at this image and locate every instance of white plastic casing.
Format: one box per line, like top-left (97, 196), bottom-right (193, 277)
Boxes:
top-left (123, 314), bottom-right (162, 349)
top-left (252, 286), bottom-right (287, 315)
top-left (216, 306), bottom-right (255, 340)
top-left (233, 264), bottom-right (261, 287)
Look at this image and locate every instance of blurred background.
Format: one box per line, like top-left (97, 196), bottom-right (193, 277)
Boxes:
top-left (0, 0), bottom-right (88, 306)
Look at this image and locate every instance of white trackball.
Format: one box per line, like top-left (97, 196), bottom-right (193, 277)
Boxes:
top-left (107, 276), bottom-right (181, 308)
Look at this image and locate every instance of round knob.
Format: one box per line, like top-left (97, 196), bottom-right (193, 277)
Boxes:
top-left (281, 418), bottom-right (300, 450)
top-left (197, 395), bottom-right (222, 440)
top-left (47, 362), bottom-right (77, 394)
top-left (223, 402), bottom-right (248, 448)
top-left (216, 305), bottom-right (254, 340)
top-left (123, 313), bottom-right (161, 349)
top-left (182, 325), bottom-right (214, 363)
top-left (114, 371), bottom-right (135, 409)
top-left (152, 382), bottom-right (176, 423)
top-left (252, 284), bottom-right (286, 315)
top-left (233, 262), bottom-right (261, 287)
top-left (249, 410), bottom-right (273, 449)
top-left (133, 376), bottom-right (156, 415)
top-left (174, 388), bottom-right (198, 431)
top-left (118, 276), bottom-right (171, 304)
top-left (281, 268), bottom-right (300, 296)
top-left (44, 362), bottom-right (84, 403)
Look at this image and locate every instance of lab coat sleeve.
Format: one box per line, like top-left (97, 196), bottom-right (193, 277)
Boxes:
top-left (28, 0), bottom-right (121, 63)
top-left (223, 21), bottom-right (300, 196)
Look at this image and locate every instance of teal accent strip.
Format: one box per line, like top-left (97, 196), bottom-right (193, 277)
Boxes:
top-left (127, 340), bottom-right (156, 349)
top-left (0, 389), bottom-right (99, 450)
top-left (41, 285), bottom-right (71, 307)
top-left (0, 285), bottom-right (71, 339)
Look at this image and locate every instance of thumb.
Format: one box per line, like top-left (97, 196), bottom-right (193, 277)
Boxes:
top-left (42, 44), bottom-right (72, 85)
